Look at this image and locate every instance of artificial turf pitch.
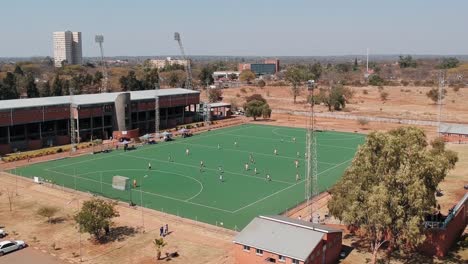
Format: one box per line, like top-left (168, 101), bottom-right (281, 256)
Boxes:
top-left (10, 124), bottom-right (365, 230)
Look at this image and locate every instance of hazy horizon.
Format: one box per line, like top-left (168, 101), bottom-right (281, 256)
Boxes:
top-left (1, 0), bottom-right (467, 57)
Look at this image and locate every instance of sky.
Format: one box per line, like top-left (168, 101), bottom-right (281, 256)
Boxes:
top-left (1, 0), bottom-right (467, 57)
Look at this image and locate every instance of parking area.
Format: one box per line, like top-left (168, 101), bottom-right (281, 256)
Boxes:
top-left (0, 247), bottom-right (63, 264)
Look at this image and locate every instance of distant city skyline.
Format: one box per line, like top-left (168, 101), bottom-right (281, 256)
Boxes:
top-left (1, 0), bottom-right (468, 57)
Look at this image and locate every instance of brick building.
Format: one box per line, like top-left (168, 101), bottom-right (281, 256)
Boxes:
top-left (234, 215), bottom-right (342, 264)
top-left (439, 123), bottom-right (468, 143)
top-left (0, 88), bottom-right (199, 155)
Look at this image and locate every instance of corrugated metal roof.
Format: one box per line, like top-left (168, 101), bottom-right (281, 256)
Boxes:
top-left (209, 102), bottom-right (231, 108)
top-left (438, 123), bottom-right (468, 135)
top-left (0, 88), bottom-right (199, 110)
top-left (233, 215), bottom-right (340, 261)
top-left (262, 215), bottom-right (342, 233)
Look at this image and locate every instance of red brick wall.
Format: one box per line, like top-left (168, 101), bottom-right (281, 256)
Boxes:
top-left (56, 135), bottom-right (70, 145)
top-left (112, 128), bottom-right (140, 140)
top-left (419, 200), bottom-right (467, 257)
top-left (0, 144), bottom-right (12, 155)
top-left (234, 244), bottom-right (304, 264)
top-left (27, 139), bottom-right (43, 150)
top-left (442, 133), bottom-right (468, 143)
top-left (238, 63), bottom-right (251, 72)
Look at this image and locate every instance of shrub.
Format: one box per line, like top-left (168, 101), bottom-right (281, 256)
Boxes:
top-left (240, 88), bottom-right (247, 93)
top-left (357, 117), bottom-right (369, 126)
top-left (362, 89), bottom-right (368, 95)
top-left (380, 91), bottom-right (389, 101)
top-left (401, 80), bottom-right (410, 86)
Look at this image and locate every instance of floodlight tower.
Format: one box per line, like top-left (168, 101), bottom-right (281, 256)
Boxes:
top-left (69, 86), bottom-right (77, 153)
top-left (95, 35), bottom-right (108, 93)
top-left (305, 80), bottom-right (319, 222)
top-left (174, 32), bottom-right (194, 90)
top-left (154, 81), bottom-right (160, 136)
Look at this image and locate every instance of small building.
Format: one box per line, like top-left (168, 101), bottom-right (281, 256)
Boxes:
top-left (238, 59), bottom-right (280, 76)
top-left (233, 215), bottom-right (342, 264)
top-left (150, 57), bottom-right (189, 69)
top-left (438, 123), bottom-right (468, 143)
top-left (208, 102), bottom-right (231, 120)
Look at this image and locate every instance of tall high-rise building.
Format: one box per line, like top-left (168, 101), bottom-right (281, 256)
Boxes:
top-left (53, 31), bottom-right (82, 67)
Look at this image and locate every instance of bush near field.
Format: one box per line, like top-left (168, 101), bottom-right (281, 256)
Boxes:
top-left (2, 140), bottom-right (103, 162)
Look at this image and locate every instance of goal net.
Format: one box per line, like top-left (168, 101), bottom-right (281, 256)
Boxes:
top-left (112, 175), bottom-right (130, 191)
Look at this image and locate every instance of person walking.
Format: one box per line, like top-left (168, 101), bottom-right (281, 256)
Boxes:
top-left (148, 162), bottom-right (152, 170)
top-left (164, 224), bottom-right (169, 235)
top-left (160, 226), bottom-right (164, 236)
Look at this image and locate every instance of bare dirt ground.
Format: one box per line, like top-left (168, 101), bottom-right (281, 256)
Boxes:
top-left (215, 85), bottom-right (468, 124)
top-left (1, 86), bottom-right (467, 264)
top-left (0, 173), bottom-right (235, 264)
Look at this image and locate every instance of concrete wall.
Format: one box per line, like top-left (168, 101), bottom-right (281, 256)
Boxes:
top-left (114, 93), bottom-right (131, 131)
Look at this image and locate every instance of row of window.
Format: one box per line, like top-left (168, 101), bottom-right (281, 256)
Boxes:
top-left (243, 245), bottom-right (299, 264)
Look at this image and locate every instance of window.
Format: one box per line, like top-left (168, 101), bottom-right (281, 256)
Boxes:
top-left (266, 257), bottom-right (276, 263)
top-left (256, 249), bottom-right (263, 255)
top-left (292, 259), bottom-right (300, 264)
top-left (243, 245), bottom-right (250, 252)
top-left (278, 255), bottom-right (286, 262)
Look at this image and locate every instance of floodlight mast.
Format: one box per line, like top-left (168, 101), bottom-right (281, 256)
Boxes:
top-left (154, 81), bottom-right (160, 136)
top-left (305, 80), bottom-right (318, 222)
top-left (174, 32), bottom-right (194, 90)
top-left (95, 35), bottom-right (108, 93)
top-left (69, 86), bottom-right (77, 153)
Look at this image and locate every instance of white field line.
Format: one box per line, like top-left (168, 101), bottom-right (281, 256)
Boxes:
top-left (44, 167), bottom-right (234, 213)
top-left (125, 153), bottom-right (295, 185)
top-left (75, 168), bottom-right (204, 202)
top-left (174, 140), bottom-right (338, 166)
top-left (226, 132), bottom-right (359, 150)
top-left (231, 157), bottom-right (354, 213)
top-left (46, 125), bottom-right (254, 170)
top-left (271, 127), bottom-right (365, 141)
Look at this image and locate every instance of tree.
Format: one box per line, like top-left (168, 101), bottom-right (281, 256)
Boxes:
top-left (198, 65), bottom-right (215, 86)
top-left (37, 206), bottom-right (59, 223)
top-left (316, 85), bottom-right (353, 111)
top-left (357, 117), bottom-right (369, 127)
top-left (127, 71), bottom-right (142, 91)
top-left (14, 65), bottom-right (24, 76)
top-left (41, 80), bottom-right (52, 97)
top-left (0, 72), bottom-right (19, 99)
top-left (335, 63), bottom-right (352, 73)
top-left (437, 57), bottom-right (459, 69)
top-left (398, 55), bottom-right (417, 68)
top-left (328, 127), bottom-right (458, 264)
top-left (353, 58), bottom-right (359, 71)
top-left (426, 88), bottom-right (447, 104)
top-left (167, 70), bottom-right (184, 88)
top-left (93, 71), bottom-right (104, 85)
top-left (52, 74), bottom-right (63, 96)
top-left (245, 93), bottom-right (267, 104)
top-left (239, 70), bottom-right (256, 83)
top-left (153, 238), bottom-right (167, 260)
top-left (244, 94), bottom-right (271, 121)
top-left (23, 74), bottom-right (39, 98)
top-left (74, 198), bottom-right (119, 241)
top-left (207, 88), bottom-right (223, 103)
top-left (285, 65), bottom-right (312, 103)
top-left (257, 79), bottom-right (266, 88)
top-left (142, 68), bottom-right (159, 90)
top-left (119, 75), bottom-right (129, 91)
top-left (368, 74), bottom-right (385, 86)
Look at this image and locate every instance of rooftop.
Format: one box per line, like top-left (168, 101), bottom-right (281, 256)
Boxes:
top-left (438, 123), bottom-right (468, 135)
top-left (233, 215), bottom-right (342, 261)
top-left (0, 88), bottom-right (199, 111)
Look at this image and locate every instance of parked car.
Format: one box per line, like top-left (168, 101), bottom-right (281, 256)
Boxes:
top-left (0, 240), bottom-right (26, 256)
top-left (0, 230), bottom-right (6, 238)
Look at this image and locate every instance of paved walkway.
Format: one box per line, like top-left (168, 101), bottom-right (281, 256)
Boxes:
top-left (0, 247), bottom-right (64, 264)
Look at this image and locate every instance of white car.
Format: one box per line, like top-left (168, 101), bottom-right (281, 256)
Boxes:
top-left (0, 240), bottom-right (26, 256)
top-left (0, 230), bottom-right (6, 238)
